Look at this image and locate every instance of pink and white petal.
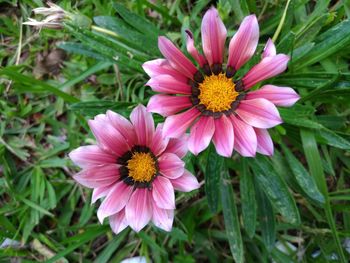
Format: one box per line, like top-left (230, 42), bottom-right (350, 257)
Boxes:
top-left (171, 169), bottom-right (200, 192)
top-left (146, 75), bottom-right (192, 95)
top-left (88, 117), bottom-right (129, 156)
top-left (142, 59), bottom-right (188, 83)
top-left (230, 115), bottom-right (257, 157)
top-left (163, 108), bottom-right (201, 138)
top-left (236, 98), bottom-right (282, 129)
top-left (242, 54), bottom-right (290, 89)
top-left (125, 189), bottom-right (153, 232)
top-left (97, 181), bottom-right (133, 223)
top-left (185, 29), bottom-right (206, 67)
top-left (130, 104), bottom-right (155, 146)
top-left (73, 164), bottom-right (120, 188)
top-left (164, 134), bottom-right (189, 158)
top-left (69, 145), bottom-right (116, 168)
top-left (188, 116), bottom-right (215, 155)
top-left (152, 203), bottom-right (174, 232)
top-left (147, 95), bottom-right (192, 117)
top-left (262, 38), bottom-right (276, 58)
top-left (158, 36), bottom-right (197, 79)
top-left (106, 110), bottom-right (137, 146)
top-left (255, 128), bottom-right (274, 156)
top-left (91, 184), bottom-right (113, 204)
top-left (212, 115), bottom-right (234, 157)
top-left (158, 153), bottom-right (185, 179)
top-left (152, 176), bottom-right (175, 209)
top-left (246, 85), bottom-right (300, 107)
top-left (109, 210), bottom-right (128, 234)
top-left (227, 15), bottom-right (259, 70)
top-left (201, 7), bottom-right (227, 65)
top-left (149, 124), bottom-right (169, 157)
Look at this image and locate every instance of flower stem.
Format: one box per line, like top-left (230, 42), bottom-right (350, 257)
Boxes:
top-left (272, 0), bottom-right (291, 42)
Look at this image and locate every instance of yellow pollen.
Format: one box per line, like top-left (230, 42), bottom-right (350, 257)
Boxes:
top-left (198, 73), bottom-right (239, 112)
top-left (127, 152), bottom-right (157, 183)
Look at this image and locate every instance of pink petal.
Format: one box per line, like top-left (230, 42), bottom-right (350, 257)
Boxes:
top-left (185, 29), bottom-right (206, 67)
top-left (147, 95), bottom-right (191, 117)
top-left (130, 105), bottom-right (155, 146)
top-left (158, 36), bottom-right (197, 79)
top-left (97, 181), bottom-right (133, 223)
top-left (69, 145), bottom-right (116, 168)
top-left (246, 85), bottom-right (300, 107)
top-left (212, 115), bottom-right (234, 157)
top-left (188, 116), bottom-right (215, 155)
top-left (88, 116), bottom-right (129, 156)
top-left (73, 164), bottom-right (120, 188)
top-left (236, 98), bottom-right (282, 128)
top-left (227, 15), bottom-right (259, 70)
top-left (201, 7), bottom-right (227, 65)
top-left (163, 108), bottom-right (201, 138)
top-left (171, 169), bottom-right (200, 192)
top-left (106, 110), bottom-right (137, 147)
top-left (255, 128), bottom-right (274, 156)
top-left (164, 134), bottom-right (189, 158)
top-left (142, 58), bottom-right (188, 83)
top-left (146, 75), bottom-right (192, 95)
top-left (152, 176), bottom-right (175, 209)
top-left (125, 189), bottom-right (153, 232)
top-left (158, 153), bottom-right (185, 179)
top-left (91, 184), bottom-right (113, 204)
top-left (149, 124), bottom-right (169, 157)
top-left (262, 38), bottom-right (276, 58)
top-left (109, 209), bottom-right (128, 234)
top-left (152, 203), bottom-right (174, 232)
top-left (230, 115), bottom-right (257, 157)
top-left (242, 54), bottom-right (290, 89)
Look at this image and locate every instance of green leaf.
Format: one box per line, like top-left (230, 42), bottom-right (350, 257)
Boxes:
top-left (318, 128), bottom-right (350, 150)
top-left (294, 19), bottom-right (350, 69)
top-left (205, 145), bottom-right (224, 213)
top-left (94, 230), bottom-right (129, 263)
top-left (281, 144), bottom-right (325, 204)
top-left (300, 129), bottom-right (346, 262)
top-left (113, 3), bottom-right (161, 37)
top-left (251, 156), bottom-right (301, 225)
top-left (255, 182), bottom-right (275, 251)
top-left (240, 159), bottom-right (256, 238)
top-left (0, 67), bottom-right (79, 103)
top-left (17, 196), bottom-right (54, 217)
top-left (220, 169), bottom-right (244, 263)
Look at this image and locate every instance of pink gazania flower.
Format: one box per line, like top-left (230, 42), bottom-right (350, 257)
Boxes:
top-left (143, 7), bottom-right (300, 157)
top-left (69, 105), bottom-right (200, 234)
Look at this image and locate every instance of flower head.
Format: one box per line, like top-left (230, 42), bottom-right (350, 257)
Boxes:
top-left (69, 105), bottom-right (200, 234)
top-left (23, 2), bottom-right (66, 29)
top-left (143, 7), bottom-right (300, 157)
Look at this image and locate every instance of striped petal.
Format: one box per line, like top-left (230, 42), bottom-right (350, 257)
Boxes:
top-left (147, 94), bottom-right (191, 117)
top-left (188, 116), bottom-right (215, 155)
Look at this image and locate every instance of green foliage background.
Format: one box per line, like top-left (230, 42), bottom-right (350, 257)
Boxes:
top-left (1, 0), bottom-right (350, 262)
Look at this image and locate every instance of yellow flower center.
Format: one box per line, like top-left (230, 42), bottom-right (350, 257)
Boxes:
top-left (127, 152), bottom-right (157, 183)
top-left (198, 73), bottom-right (239, 112)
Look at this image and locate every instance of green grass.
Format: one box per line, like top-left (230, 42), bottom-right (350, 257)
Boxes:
top-left (1, 0), bottom-right (350, 262)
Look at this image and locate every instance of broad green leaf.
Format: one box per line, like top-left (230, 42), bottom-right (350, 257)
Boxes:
top-left (255, 182), bottom-right (275, 251)
top-left (113, 3), bottom-right (161, 37)
top-left (205, 145), bottom-right (224, 213)
top-left (281, 144), bottom-right (325, 204)
top-left (251, 156), bottom-right (301, 225)
top-left (240, 159), bottom-right (256, 238)
top-left (70, 101), bottom-right (136, 117)
top-left (294, 19), bottom-right (350, 69)
top-left (301, 129), bottom-right (346, 262)
top-left (220, 169), bottom-right (244, 263)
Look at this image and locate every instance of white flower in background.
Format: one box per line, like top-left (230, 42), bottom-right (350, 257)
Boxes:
top-left (23, 2), bottom-right (66, 29)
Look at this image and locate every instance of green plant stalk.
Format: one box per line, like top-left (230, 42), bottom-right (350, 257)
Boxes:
top-left (301, 129), bottom-right (346, 262)
top-left (272, 0), bottom-right (291, 42)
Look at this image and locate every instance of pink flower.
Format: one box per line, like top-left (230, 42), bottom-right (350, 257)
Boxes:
top-left (69, 105), bottom-right (200, 234)
top-left (143, 7), bottom-right (300, 157)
